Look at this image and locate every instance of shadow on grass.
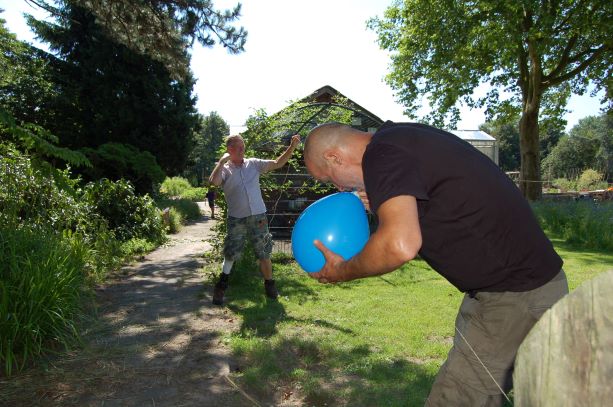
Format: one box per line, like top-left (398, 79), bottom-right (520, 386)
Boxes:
top-left (232, 334), bottom-right (435, 406)
top-left (219, 259), bottom-right (436, 406)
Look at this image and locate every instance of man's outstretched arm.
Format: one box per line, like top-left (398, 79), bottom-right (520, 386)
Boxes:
top-left (265, 135), bottom-right (301, 172)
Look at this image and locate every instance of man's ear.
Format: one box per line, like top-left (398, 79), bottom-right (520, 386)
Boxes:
top-left (323, 150), bottom-right (342, 165)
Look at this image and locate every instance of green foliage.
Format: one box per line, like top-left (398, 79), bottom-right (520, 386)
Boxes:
top-left (481, 115), bottom-right (563, 173)
top-left (31, 0), bottom-right (247, 79)
top-left (157, 203), bottom-right (191, 235)
top-left (168, 208), bottom-right (184, 234)
top-left (185, 112), bottom-right (229, 186)
top-left (82, 143), bottom-right (166, 194)
top-left (179, 187), bottom-right (207, 201)
top-left (83, 179), bottom-right (166, 243)
top-left (368, 1), bottom-right (611, 126)
top-left (0, 18), bottom-right (63, 130)
top-left (0, 142), bottom-right (168, 376)
top-left (160, 176), bottom-right (192, 197)
top-left (0, 108), bottom-right (91, 169)
top-left (156, 198), bottom-right (202, 221)
top-left (542, 134), bottom-right (597, 179)
top-left (0, 226), bottom-right (89, 376)
top-left (155, 197), bottom-right (202, 223)
top-left (576, 169), bottom-right (607, 191)
top-left (542, 114), bottom-right (612, 181)
top-left (532, 200), bottom-right (613, 251)
top-left (0, 142), bottom-right (86, 231)
top-left (552, 177), bottom-right (577, 192)
top-left (119, 238), bottom-right (158, 257)
top-left (369, 0), bottom-right (611, 200)
top-left (25, 5), bottom-right (199, 178)
top-left (0, 142), bottom-right (133, 279)
top-left (481, 118), bottom-right (521, 171)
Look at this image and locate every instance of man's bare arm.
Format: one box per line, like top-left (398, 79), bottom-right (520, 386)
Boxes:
top-left (209, 153), bottom-right (230, 186)
top-left (264, 135), bottom-right (301, 172)
top-left (311, 195), bottom-right (422, 283)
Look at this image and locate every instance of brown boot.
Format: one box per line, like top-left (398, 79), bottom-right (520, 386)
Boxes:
top-left (212, 273), bottom-right (229, 305)
top-left (264, 279), bottom-right (278, 300)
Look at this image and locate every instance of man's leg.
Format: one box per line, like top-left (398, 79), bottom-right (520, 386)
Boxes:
top-left (212, 217), bottom-right (246, 305)
top-left (259, 257), bottom-right (273, 280)
top-left (250, 214), bottom-right (277, 299)
top-left (426, 270), bottom-right (568, 407)
top-left (260, 258), bottom-right (278, 299)
top-left (212, 259), bottom-right (233, 305)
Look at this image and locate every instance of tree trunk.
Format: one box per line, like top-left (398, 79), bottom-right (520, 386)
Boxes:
top-left (519, 108), bottom-right (542, 200)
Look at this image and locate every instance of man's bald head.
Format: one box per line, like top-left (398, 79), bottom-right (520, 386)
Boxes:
top-left (304, 122), bottom-right (356, 170)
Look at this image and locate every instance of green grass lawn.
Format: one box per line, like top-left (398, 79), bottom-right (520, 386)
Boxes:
top-left (203, 240), bottom-right (613, 406)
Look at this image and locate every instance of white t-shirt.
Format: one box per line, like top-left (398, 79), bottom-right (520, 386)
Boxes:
top-left (221, 158), bottom-right (274, 218)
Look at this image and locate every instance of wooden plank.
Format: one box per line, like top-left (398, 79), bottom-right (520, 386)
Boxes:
top-left (514, 270), bottom-right (613, 406)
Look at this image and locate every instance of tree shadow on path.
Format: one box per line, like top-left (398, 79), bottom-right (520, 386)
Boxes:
top-left (2, 215), bottom-right (260, 407)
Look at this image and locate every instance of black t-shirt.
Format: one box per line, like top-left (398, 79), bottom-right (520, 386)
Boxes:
top-left (363, 121), bottom-right (562, 292)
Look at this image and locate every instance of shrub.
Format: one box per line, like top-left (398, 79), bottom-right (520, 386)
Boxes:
top-left (0, 144), bottom-right (122, 278)
top-left (179, 187), bottom-right (207, 201)
top-left (155, 197), bottom-right (202, 222)
top-left (120, 238), bottom-right (158, 257)
top-left (83, 179), bottom-right (166, 244)
top-left (552, 177), bottom-right (576, 192)
top-left (82, 143), bottom-right (165, 194)
top-left (160, 176), bottom-right (192, 197)
top-left (0, 143), bottom-right (85, 232)
top-left (167, 207), bottom-right (184, 234)
top-left (0, 227), bottom-right (89, 376)
top-left (576, 169), bottom-right (607, 191)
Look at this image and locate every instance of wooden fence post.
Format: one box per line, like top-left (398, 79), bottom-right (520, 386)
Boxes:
top-left (514, 270), bottom-right (613, 406)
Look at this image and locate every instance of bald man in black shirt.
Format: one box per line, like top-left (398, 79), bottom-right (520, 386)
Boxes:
top-left (303, 121), bottom-right (568, 406)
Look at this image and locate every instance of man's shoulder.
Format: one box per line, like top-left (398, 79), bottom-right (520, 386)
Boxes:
top-left (246, 157), bottom-right (274, 163)
top-left (245, 157), bottom-right (275, 171)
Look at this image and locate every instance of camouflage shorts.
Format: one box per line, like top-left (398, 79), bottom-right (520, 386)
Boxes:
top-left (224, 213), bottom-right (272, 261)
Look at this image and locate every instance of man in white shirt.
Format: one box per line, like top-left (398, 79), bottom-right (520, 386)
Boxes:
top-left (209, 134), bottom-right (300, 305)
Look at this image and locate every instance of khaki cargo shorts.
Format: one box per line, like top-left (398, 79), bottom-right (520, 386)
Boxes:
top-left (223, 213), bottom-right (273, 261)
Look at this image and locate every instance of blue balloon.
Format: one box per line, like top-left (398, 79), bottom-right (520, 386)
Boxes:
top-left (291, 192), bottom-right (370, 273)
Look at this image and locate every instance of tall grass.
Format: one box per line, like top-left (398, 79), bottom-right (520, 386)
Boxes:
top-left (532, 200), bottom-right (613, 251)
top-left (0, 144), bottom-right (170, 377)
top-left (0, 227), bottom-right (89, 376)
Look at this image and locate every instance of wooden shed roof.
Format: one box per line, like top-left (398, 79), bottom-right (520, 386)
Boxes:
top-left (298, 85), bottom-right (385, 131)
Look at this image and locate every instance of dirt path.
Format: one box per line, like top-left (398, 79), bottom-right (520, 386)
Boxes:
top-left (5, 204), bottom-right (265, 406)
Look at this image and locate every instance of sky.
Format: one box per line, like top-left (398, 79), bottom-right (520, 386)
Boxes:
top-left (1, 0), bottom-right (606, 135)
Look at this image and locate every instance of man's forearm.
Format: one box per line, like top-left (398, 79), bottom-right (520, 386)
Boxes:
top-left (341, 227), bottom-right (414, 281)
top-left (272, 144), bottom-right (297, 169)
top-left (209, 159), bottom-right (226, 185)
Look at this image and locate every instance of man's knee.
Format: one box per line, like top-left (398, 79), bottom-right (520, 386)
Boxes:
top-left (251, 223), bottom-right (272, 259)
top-left (427, 355), bottom-right (509, 407)
top-left (223, 236), bottom-right (245, 261)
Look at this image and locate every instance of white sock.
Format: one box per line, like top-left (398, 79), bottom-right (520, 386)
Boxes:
top-left (222, 259), bottom-right (234, 275)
